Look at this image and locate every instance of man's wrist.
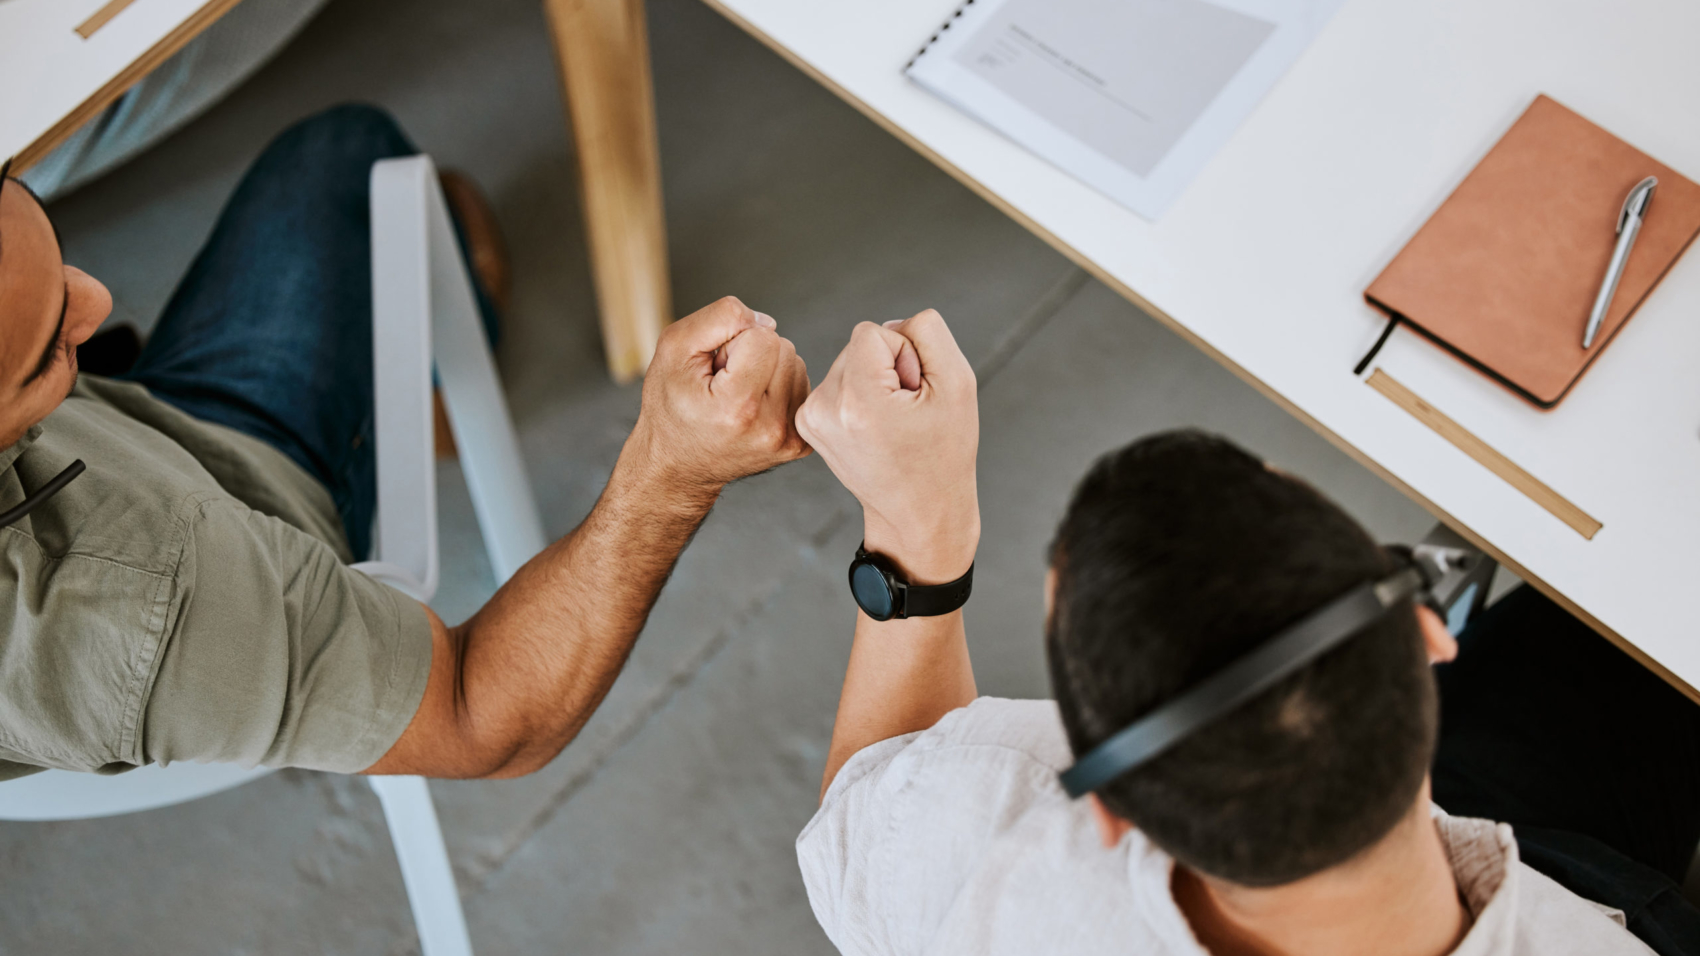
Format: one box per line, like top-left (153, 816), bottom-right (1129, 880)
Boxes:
top-left (861, 510), bottom-right (979, 586)
top-left (612, 427), bottom-right (722, 517)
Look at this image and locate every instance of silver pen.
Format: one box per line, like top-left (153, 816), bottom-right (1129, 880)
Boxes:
top-left (1583, 176), bottom-right (1658, 349)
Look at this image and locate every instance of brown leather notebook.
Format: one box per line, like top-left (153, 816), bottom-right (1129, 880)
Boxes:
top-left (1364, 95), bottom-right (1700, 408)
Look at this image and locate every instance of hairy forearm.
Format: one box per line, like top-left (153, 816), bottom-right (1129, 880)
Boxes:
top-left (819, 514), bottom-right (980, 799)
top-left (452, 437), bottom-right (718, 776)
top-left (368, 298), bottom-right (815, 779)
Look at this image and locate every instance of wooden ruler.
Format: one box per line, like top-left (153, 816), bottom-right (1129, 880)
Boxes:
top-left (76, 0), bottom-right (139, 38)
top-left (1367, 369), bottom-right (1602, 539)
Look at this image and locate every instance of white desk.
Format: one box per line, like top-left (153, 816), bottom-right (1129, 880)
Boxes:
top-left (703, 0), bottom-right (1700, 697)
top-left (0, 0), bottom-right (240, 169)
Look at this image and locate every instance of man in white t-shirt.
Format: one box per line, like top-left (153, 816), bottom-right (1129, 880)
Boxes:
top-left (792, 311), bottom-right (1700, 955)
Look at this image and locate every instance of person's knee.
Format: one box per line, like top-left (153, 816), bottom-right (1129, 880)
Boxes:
top-left (256, 103), bottom-right (416, 184)
top-left (302, 103), bottom-right (412, 151)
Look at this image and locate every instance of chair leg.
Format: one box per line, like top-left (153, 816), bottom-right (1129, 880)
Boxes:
top-left (371, 155), bottom-right (547, 589)
top-left (419, 167), bottom-right (550, 583)
top-left (368, 775), bottom-right (474, 956)
top-left (542, 0), bottom-right (673, 382)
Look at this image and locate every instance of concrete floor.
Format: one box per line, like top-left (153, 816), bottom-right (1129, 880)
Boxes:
top-left (0, 0), bottom-right (1439, 952)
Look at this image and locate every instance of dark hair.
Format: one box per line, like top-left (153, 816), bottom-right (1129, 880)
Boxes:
top-left (1046, 430), bottom-right (1435, 886)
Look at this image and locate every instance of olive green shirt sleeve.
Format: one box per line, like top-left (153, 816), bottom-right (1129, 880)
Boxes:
top-left (0, 385), bottom-right (434, 781)
top-left (140, 496), bottom-right (433, 773)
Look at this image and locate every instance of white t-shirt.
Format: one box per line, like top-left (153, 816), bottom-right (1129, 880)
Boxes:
top-left (796, 697), bottom-right (1654, 956)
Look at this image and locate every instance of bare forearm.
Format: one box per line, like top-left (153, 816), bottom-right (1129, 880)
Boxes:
top-left (454, 440), bottom-right (717, 775)
top-left (368, 297), bottom-right (813, 779)
top-left (822, 609), bottom-right (976, 798)
top-left (819, 513), bottom-right (980, 798)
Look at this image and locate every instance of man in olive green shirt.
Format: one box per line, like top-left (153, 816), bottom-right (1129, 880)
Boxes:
top-left (0, 107), bottom-right (811, 782)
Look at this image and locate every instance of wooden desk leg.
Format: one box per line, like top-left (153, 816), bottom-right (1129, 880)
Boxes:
top-left (543, 0), bottom-right (673, 382)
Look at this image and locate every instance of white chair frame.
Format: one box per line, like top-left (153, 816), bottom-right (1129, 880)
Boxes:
top-left (0, 155), bottom-right (546, 956)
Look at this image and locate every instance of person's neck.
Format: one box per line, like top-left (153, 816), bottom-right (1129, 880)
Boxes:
top-left (1170, 797), bottom-right (1469, 956)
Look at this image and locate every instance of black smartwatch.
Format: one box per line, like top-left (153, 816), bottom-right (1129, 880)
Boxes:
top-left (848, 544), bottom-right (974, 622)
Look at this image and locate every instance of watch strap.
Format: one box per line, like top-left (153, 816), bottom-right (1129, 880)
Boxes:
top-left (858, 545), bottom-right (974, 618)
top-left (902, 566), bottom-right (974, 617)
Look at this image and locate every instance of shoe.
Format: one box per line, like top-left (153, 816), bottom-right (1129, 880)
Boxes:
top-left (432, 170), bottom-right (511, 458)
top-left (438, 170), bottom-right (511, 316)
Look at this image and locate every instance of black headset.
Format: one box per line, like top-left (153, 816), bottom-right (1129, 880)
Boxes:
top-left (1058, 544), bottom-right (1467, 799)
top-left (0, 458), bottom-right (86, 530)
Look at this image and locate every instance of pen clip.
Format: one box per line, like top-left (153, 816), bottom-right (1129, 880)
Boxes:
top-left (1617, 176), bottom-right (1658, 233)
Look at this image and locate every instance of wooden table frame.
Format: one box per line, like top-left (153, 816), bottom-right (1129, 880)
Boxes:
top-left (543, 0), bottom-right (671, 382)
top-left (13, 0), bottom-right (673, 383)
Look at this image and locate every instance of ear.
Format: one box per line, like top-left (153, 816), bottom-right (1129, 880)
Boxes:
top-left (1044, 566), bottom-right (1058, 620)
top-left (1087, 794), bottom-right (1135, 849)
top-left (1415, 605), bottom-right (1458, 664)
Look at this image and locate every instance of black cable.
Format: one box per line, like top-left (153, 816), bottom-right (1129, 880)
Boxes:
top-left (0, 460), bottom-right (86, 529)
top-left (1354, 314), bottom-right (1401, 376)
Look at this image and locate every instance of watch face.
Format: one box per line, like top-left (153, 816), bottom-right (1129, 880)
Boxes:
top-left (850, 561), bottom-right (896, 621)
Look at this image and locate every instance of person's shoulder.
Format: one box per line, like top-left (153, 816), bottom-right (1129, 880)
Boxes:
top-left (815, 698), bottom-right (1073, 818)
top-left (798, 699), bottom-right (1157, 956)
top-left (1509, 863), bottom-right (1659, 954)
top-left (902, 696), bottom-right (1074, 770)
top-left (6, 387), bottom-right (208, 575)
top-left (31, 380), bottom-right (345, 564)
top-left (1434, 811), bottom-right (1657, 955)
top-left (70, 378), bottom-right (350, 555)
top-left (815, 697), bottom-right (1071, 812)
top-left (800, 697), bottom-right (1084, 898)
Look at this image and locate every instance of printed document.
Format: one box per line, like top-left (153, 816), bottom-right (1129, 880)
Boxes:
top-left (907, 0), bottom-right (1345, 219)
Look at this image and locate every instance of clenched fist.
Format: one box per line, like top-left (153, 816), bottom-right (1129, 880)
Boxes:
top-left (625, 296), bottom-right (812, 499)
top-left (796, 309), bottom-right (979, 584)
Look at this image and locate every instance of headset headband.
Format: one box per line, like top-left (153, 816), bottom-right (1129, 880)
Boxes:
top-left (1057, 561), bottom-right (1434, 799)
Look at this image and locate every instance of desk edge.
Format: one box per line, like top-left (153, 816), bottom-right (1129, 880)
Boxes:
top-left (690, 0), bottom-right (1700, 705)
top-left (14, 0), bottom-right (244, 172)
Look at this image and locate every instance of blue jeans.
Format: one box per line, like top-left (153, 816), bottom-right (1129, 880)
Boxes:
top-left (122, 104), bottom-right (495, 559)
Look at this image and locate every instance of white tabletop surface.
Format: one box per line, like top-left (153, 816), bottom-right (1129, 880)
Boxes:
top-left (0, 0), bottom-right (218, 163)
top-left (707, 0), bottom-right (1700, 688)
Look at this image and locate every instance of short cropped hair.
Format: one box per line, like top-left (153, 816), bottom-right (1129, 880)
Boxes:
top-left (1046, 430), bottom-right (1435, 886)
